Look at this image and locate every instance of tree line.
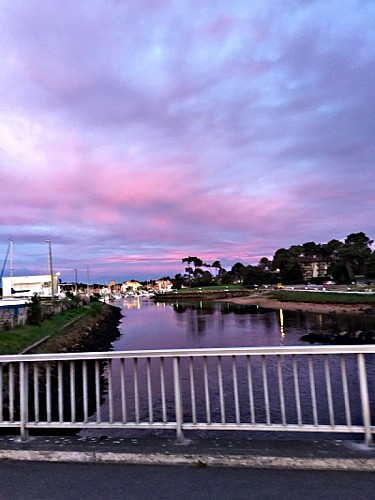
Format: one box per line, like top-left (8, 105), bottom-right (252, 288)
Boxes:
top-left (173, 232), bottom-right (375, 288)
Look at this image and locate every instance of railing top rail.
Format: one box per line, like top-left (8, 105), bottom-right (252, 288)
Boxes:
top-left (0, 344), bottom-right (374, 363)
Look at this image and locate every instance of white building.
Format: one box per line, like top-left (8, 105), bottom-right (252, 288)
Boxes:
top-left (154, 279), bottom-right (173, 292)
top-left (2, 274), bottom-right (60, 298)
top-left (121, 281), bottom-right (143, 294)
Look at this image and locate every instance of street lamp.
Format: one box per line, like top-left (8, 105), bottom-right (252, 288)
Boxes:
top-left (275, 268), bottom-right (282, 289)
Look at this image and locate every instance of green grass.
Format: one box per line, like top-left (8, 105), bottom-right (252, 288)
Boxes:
top-left (267, 290), bottom-right (375, 305)
top-left (0, 303), bottom-right (103, 355)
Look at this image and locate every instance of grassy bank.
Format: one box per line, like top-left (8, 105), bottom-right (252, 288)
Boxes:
top-left (0, 302), bottom-right (103, 355)
top-left (267, 290), bottom-right (375, 305)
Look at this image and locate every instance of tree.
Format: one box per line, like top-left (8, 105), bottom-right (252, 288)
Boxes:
top-left (258, 257), bottom-right (272, 273)
top-left (211, 260), bottom-right (222, 276)
top-left (272, 248), bottom-right (303, 284)
top-left (364, 252), bottom-right (375, 280)
top-left (231, 262), bottom-right (246, 284)
top-left (339, 232), bottom-right (373, 280)
top-left (182, 256), bottom-right (202, 269)
top-left (243, 265), bottom-right (264, 286)
top-left (194, 270), bottom-right (214, 287)
top-left (328, 262), bottom-right (350, 284)
top-left (322, 239), bottom-right (343, 258)
top-left (191, 257), bottom-right (203, 270)
top-left (301, 242), bottom-right (320, 257)
top-left (182, 256), bottom-right (195, 285)
top-left (220, 270), bottom-right (233, 285)
top-left (211, 260), bottom-right (222, 283)
top-left (184, 266), bottom-right (194, 285)
top-left (272, 248), bottom-right (290, 274)
top-left (27, 294), bottom-right (42, 326)
top-left (172, 273), bottom-right (184, 289)
top-left (289, 245), bottom-right (303, 257)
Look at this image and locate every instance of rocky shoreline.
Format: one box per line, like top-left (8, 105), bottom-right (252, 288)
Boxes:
top-left (34, 303), bottom-right (123, 354)
top-left (301, 330), bottom-right (375, 345)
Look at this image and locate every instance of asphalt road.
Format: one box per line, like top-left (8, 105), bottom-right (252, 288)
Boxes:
top-left (0, 461), bottom-right (373, 500)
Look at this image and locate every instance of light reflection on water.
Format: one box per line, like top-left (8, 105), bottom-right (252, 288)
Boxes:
top-left (81, 298), bottom-right (375, 439)
top-left (114, 298), bottom-right (375, 351)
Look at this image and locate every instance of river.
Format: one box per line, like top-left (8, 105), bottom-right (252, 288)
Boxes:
top-left (79, 297), bottom-right (375, 439)
top-left (113, 296), bottom-right (375, 351)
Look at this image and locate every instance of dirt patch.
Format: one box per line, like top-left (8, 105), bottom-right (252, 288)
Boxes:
top-left (218, 294), bottom-right (375, 316)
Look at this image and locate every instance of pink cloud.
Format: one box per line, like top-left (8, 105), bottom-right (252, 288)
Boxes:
top-left (1, 0), bottom-right (374, 281)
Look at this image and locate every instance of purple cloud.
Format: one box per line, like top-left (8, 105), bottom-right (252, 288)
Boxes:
top-left (0, 0), bottom-right (374, 282)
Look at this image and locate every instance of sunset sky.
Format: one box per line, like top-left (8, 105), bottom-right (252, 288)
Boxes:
top-left (1, 0), bottom-right (374, 283)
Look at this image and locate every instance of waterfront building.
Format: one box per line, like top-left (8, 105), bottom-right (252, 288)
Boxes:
top-left (298, 256), bottom-right (332, 281)
top-left (1, 274), bottom-right (60, 298)
top-left (121, 280), bottom-right (142, 294)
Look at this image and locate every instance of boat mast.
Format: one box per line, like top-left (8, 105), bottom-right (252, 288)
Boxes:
top-left (9, 238), bottom-right (13, 293)
top-left (46, 239), bottom-right (54, 298)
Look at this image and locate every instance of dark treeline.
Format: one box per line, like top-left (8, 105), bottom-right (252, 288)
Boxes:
top-left (174, 232), bottom-right (375, 288)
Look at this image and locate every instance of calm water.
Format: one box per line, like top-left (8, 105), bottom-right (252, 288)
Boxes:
top-left (113, 297), bottom-right (375, 351)
top-left (81, 298), bottom-right (375, 439)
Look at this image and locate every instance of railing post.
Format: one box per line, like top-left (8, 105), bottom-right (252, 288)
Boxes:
top-left (173, 356), bottom-right (184, 442)
top-left (358, 353), bottom-right (373, 446)
top-left (19, 361), bottom-right (29, 441)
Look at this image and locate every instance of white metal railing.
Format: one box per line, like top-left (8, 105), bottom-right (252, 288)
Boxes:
top-left (0, 345), bottom-right (374, 445)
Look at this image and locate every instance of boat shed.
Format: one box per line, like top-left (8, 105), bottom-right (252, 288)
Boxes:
top-left (1, 274), bottom-right (59, 298)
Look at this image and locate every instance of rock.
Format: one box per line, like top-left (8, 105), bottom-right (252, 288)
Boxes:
top-left (301, 329), bottom-right (375, 345)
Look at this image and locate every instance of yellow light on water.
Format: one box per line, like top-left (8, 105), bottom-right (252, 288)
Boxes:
top-left (279, 308), bottom-right (285, 340)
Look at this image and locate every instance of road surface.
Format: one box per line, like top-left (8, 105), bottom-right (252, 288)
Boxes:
top-left (0, 461), bottom-right (373, 500)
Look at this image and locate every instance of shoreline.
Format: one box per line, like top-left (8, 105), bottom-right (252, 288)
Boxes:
top-left (32, 303), bottom-right (123, 354)
top-left (218, 294), bottom-right (375, 316)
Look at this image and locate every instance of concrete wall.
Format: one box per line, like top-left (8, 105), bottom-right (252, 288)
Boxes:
top-left (0, 302), bottom-right (28, 330)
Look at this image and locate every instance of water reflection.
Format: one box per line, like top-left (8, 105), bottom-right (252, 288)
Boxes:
top-left (122, 297), bottom-right (142, 310)
top-left (170, 301), bottom-right (283, 342)
top-left (116, 298), bottom-right (375, 351)
top-left (79, 299), bottom-right (375, 439)
top-left (279, 309), bottom-right (285, 341)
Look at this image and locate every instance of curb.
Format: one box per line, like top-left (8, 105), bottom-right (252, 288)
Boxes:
top-left (0, 449), bottom-right (374, 471)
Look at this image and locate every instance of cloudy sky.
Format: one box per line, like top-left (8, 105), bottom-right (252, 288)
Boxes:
top-left (0, 0), bottom-right (374, 283)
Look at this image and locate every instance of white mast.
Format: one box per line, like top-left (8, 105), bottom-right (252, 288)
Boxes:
top-left (9, 238), bottom-right (13, 293)
top-left (46, 239), bottom-right (54, 298)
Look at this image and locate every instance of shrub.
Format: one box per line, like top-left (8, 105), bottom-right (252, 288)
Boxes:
top-left (27, 294), bottom-right (43, 326)
top-left (88, 301), bottom-right (102, 316)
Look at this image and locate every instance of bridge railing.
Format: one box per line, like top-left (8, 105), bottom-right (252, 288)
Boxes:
top-left (0, 345), bottom-right (374, 444)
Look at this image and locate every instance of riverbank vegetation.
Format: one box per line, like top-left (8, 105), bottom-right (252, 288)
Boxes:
top-left (0, 301), bottom-right (105, 355)
top-left (175, 231), bottom-right (375, 288)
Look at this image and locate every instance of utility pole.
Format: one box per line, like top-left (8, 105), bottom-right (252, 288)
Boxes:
top-left (86, 265), bottom-right (90, 300)
top-left (9, 239), bottom-right (13, 294)
top-left (46, 239), bottom-right (54, 300)
top-left (74, 269), bottom-right (78, 295)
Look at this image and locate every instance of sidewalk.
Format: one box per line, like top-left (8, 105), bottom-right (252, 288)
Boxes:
top-left (0, 435), bottom-right (374, 471)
